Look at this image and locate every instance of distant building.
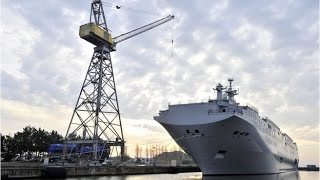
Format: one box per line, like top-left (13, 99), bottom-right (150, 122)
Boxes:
top-left (128, 157), bottom-right (154, 165)
top-left (153, 151), bottom-right (196, 166)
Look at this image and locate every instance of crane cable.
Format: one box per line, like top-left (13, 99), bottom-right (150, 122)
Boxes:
top-left (171, 25), bottom-right (174, 59)
top-left (101, 1), bottom-right (175, 60)
top-left (101, 1), bottom-right (162, 17)
top-left (101, 2), bottom-right (170, 34)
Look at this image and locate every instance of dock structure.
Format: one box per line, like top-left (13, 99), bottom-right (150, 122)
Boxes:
top-left (1, 163), bottom-right (200, 179)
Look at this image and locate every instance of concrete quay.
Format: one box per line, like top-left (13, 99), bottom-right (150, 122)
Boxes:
top-left (1, 163), bottom-right (200, 179)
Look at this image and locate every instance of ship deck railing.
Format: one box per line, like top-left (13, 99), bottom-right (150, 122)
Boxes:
top-left (168, 99), bottom-right (209, 106)
top-left (243, 103), bottom-right (259, 114)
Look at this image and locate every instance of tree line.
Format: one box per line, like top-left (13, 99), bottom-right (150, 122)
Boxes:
top-left (1, 126), bottom-right (63, 161)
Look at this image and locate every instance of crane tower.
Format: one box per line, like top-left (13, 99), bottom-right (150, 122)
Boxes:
top-left (64, 0), bottom-right (174, 161)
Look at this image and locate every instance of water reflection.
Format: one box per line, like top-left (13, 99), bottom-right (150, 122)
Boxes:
top-left (66, 171), bottom-right (302, 180)
top-left (201, 171), bottom-right (300, 180)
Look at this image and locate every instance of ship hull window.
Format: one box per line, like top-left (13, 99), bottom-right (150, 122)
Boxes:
top-left (233, 131), bottom-right (239, 135)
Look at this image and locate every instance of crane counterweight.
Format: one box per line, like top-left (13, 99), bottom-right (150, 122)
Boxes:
top-left (79, 23), bottom-right (113, 47)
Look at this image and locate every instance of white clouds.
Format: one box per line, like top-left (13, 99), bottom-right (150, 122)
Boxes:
top-left (1, 0), bottom-right (318, 165)
top-left (62, 7), bottom-right (75, 17)
top-left (192, 30), bottom-right (201, 41)
top-left (188, 52), bottom-right (207, 65)
top-left (122, 117), bottom-right (179, 155)
top-left (283, 125), bottom-right (319, 166)
top-left (232, 19), bottom-right (273, 55)
top-left (0, 99), bottom-right (71, 135)
top-left (1, 4), bottom-right (41, 79)
top-left (208, 0), bottom-right (229, 21)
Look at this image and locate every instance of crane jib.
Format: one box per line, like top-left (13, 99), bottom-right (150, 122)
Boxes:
top-left (112, 15), bottom-right (174, 45)
top-left (79, 15), bottom-right (174, 50)
top-left (79, 15), bottom-right (174, 49)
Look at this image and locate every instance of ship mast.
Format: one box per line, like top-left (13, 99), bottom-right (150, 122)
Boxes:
top-left (225, 78), bottom-right (238, 103)
top-left (213, 83), bottom-right (225, 100)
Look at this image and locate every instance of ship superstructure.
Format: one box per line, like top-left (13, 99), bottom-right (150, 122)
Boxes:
top-left (154, 79), bottom-right (299, 175)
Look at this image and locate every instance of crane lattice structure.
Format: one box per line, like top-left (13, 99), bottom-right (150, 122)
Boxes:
top-left (64, 0), bottom-right (174, 162)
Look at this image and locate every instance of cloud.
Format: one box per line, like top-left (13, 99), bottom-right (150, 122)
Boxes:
top-left (1, 0), bottom-right (318, 165)
top-left (1, 4), bottom-right (41, 78)
top-left (0, 99), bottom-right (71, 135)
top-left (286, 125), bottom-right (320, 167)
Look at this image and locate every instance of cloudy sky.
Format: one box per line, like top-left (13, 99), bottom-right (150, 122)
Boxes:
top-left (1, 0), bottom-right (319, 166)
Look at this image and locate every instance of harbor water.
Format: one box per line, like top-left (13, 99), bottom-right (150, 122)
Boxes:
top-left (66, 171), bottom-right (318, 180)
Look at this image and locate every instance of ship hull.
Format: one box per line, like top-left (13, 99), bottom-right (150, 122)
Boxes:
top-left (159, 116), bottom-right (298, 175)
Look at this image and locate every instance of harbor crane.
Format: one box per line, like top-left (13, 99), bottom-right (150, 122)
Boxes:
top-left (64, 0), bottom-right (174, 162)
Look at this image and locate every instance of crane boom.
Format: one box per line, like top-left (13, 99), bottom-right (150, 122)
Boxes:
top-left (112, 15), bottom-right (174, 45)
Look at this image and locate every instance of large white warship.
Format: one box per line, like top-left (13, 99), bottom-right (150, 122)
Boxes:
top-left (154, 78), bottom-right (299, 175)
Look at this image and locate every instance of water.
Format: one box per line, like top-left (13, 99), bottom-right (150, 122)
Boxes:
top-left (66, 171), bottom-right (319, 180)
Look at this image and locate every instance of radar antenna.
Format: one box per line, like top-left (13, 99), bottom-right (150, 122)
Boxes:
top-left (225, 78), bottom-right (238, 103)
